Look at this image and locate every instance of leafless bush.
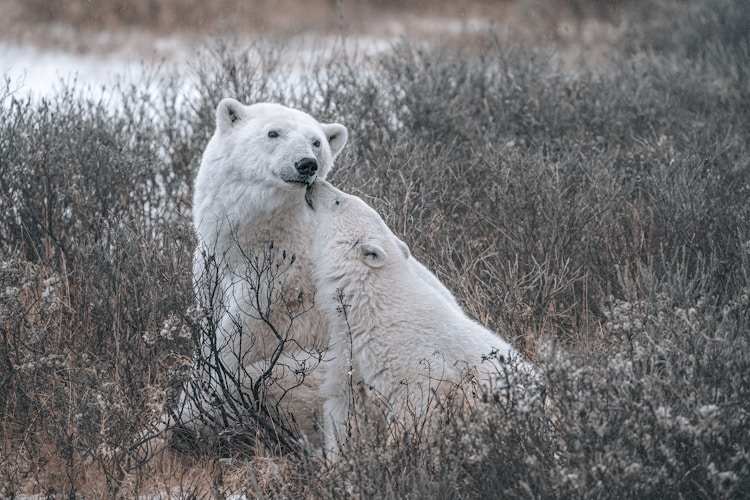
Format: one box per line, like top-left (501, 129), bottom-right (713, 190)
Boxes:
top-left (0, 218), bottom-right (195, 496)
top-left (173, 239), bottom-right (324, 456)
top-left (546, 249), bottom-right (750, 497)
top-left (0, 69), bottom-right (198, 495)
top-left (1, 0), bottom-right (749, 495)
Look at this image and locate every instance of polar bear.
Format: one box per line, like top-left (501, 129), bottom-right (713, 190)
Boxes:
top-left (178, 99), bottom-right (348, 443)
top-left (306, 179), bottom-right (533, 451)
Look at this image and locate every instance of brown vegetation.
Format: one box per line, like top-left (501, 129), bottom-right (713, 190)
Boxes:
top-left (1, 0), bottom-right (749, 497)
top-left (0, 0), bottom-right (636, 56)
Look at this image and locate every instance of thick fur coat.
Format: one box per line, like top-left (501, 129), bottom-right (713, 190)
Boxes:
top-left (181, 99), bottom-right (347, 440)
top-left (307, 179), bottom-right (533, 451)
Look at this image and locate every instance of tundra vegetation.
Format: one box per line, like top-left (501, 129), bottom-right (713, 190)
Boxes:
top-left (1, 0), bottom-right (749, 497)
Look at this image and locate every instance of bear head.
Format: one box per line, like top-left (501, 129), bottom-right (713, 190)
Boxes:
top-left (203, 98), bottom-right (348, 192)
top-left (306, 179), bottom-right (411, 287)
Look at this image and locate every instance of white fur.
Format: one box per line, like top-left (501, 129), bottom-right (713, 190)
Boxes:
top-left (180, 99), bottom-right (347, 441)
top-left (307, 180), bottom-right (532, 451)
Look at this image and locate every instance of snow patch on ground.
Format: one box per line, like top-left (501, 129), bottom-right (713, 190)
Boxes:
top-left (0, 32), bottom-right (392, 104)
top-left (1, 40), bottom-right (186, 102)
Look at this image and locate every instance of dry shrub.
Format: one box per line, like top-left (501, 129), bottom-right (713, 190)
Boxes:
top-left (1, 0), bottom-right (749, 496)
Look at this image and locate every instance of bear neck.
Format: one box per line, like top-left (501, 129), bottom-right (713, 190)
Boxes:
top-left (198, 188), bottom-right (311, 259)
top-left (330, 262), bottom-right (419, 336)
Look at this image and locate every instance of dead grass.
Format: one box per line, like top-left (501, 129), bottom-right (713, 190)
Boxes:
top-left (1, 0), bottom-right (748, 497)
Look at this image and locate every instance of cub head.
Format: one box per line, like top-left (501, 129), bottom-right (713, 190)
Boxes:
top-left (206, 98), bottom-right (348, 190)
top-left (307, 179), bottom-right (410, 276)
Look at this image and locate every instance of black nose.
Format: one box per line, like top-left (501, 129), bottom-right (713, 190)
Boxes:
top-left (295, 157), bottom-right (318, 177)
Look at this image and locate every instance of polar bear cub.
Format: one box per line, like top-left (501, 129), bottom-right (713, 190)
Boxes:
top-left (180, 99), bottom-right (348, 440)
top-left (306, 179), bottom-right (533, 450)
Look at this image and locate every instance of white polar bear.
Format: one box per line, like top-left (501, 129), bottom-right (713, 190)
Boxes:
top-left (179, 98), bottom-right (347, 442)
top-left (306, 179), bottom-right (533, 451)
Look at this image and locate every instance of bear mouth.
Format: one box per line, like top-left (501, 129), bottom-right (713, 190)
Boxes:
top-left (284, 178), bottom-right (308, 186)
top-left (281, 174), bottom-right (316, 188)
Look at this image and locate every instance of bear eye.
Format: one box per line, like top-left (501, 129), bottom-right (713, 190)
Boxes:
top-left (335, 200), bottom-right (340, 206)
top-left (313, 139), bottom-right (321, 148)
top-left (268, 130), bottom-right (280, 139)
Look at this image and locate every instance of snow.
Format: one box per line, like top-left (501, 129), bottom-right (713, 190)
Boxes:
top-left (1, 41), bottom-right (144, 100)
top-left (0, 32), bottom-right (389, 104)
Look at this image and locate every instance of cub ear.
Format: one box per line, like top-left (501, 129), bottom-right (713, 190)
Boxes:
top-left (216, 98), bottom-right (247, 134)
top-left (359, 241), bottom-right (387, 268)
top-left (321, 123), bottom-right (348, 158)
top-left (395, 237), bottom-right (411, 259)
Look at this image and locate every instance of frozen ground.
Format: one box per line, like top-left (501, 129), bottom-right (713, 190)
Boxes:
top-left (1, 30), bottom-right (230, 102)
top-left (0, 0), bottom-right (626, 107)
top-left (1, 40), bottom-right (153, 99)
top-left (0, 1), bottom-right (618, 104)
top-left (1, 30), bottom-right (406, 105)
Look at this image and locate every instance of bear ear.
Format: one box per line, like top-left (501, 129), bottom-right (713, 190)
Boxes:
top-left (359, 241), bottom-right (387, 268)
top-left (216, 98), bottom-right (247, 134)
top-left (321, 123), bottom-right (348, 158)
top-left (395, 238), bottom-right (411, 259)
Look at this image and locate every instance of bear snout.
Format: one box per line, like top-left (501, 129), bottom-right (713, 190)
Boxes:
top-left (295, 157), bottom-right (318, 177)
